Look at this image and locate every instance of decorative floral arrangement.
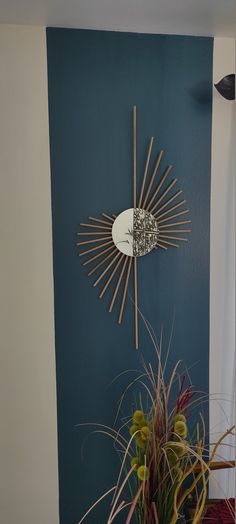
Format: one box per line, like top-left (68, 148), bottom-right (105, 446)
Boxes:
top-left (79, 332), bottom-right (235, 524)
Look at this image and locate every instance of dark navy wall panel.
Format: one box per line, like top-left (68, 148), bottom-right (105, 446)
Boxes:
top-left (47, 29), bottom-right (213, 523)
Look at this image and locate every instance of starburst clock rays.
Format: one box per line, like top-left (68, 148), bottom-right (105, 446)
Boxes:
top-left (77, 107), bottom-right (191, 349)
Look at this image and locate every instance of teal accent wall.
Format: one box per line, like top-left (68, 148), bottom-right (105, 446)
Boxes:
top-left (47, 29), bottom-right (213, 523)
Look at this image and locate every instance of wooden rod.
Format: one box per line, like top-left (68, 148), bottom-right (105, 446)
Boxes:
top-left (109, 256), bottom-right (129, 313)
top-left (79, 240), bottom-right (113, 257)
top-left (99, 254), bottom-right (125, 298)
top-left (156, 243), bottom-right (168, 251)
top-left (80, 223), bottom-right (112, 231)
top-left (78, 232), bottom-right (112, 236)
top-left (102, 213), bottom-right (115, 222)
top-left (88, 249), bottom-right (117, 276)
top-left (89, 216), bottom-right (113, 226)
top-left (154, 190), bottom-right (183, 217)
top-left (159, 229), bottom-right (191, 233)
top-left (134, 257), bottom-right (138, 350)
top-left (83, 244), bottom-right (114, 266)
top-left (157, 209), bottom-right (189, 225)
top-left (145, 165), bottom-right (172, 212)
top-left (133, 106), bottom-right (137, 208)
top-left (194, 460), bottom-right (235, 473)
top-left (159, 235), bottom-right (188, 242)
top-left (118, 257), bottom-right (132, 324)
top-left (150, 177), bottom-right (178, 214)
top-left (158, 239), bottom-right (179, 248)
top-left (159, 220), bottom-right (191, 229)
top-left (112, 214), bottom-right (117, 219)
top-left (138, 137), bottom-right (154, 208)
top-left (156, 199), bottom-right (186, 220)
top-left (93, 251), bottom-right (120, 287)
top-left (142, 150), bottom-right (164, 209)
top-left (77, 236), bottom-right (113, 246)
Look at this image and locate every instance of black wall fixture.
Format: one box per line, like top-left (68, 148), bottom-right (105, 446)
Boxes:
top-left (214, 74), bottom-right (235, 100)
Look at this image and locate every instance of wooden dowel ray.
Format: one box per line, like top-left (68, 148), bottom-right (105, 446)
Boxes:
top-left (159, 239), bottom-right (179, 248)
top-left (88, 249), bottom-right (117, 276)
top-left (156, 243), bottom-right (168, 250)
top-left (89, 216), bottom-right (113, 226)
top-left (159, 220), bottom-right (191, 229)
top-left (138, 137), bottom-right (154, 208)
top-left (154, 190), bottom-right (183, 217)
top-left (109, 256), bottom-right (129, 313)
top-left (78, 231), bottom-right (112, 236)
top-left (159, 235), bottom-right (188, 242)
top-left (93, 251), bottom-right (120, 287)
top-left (150, 177), bottom-right (178, 214)
top-left (142, 150), bottom-right (164, 209)
top-left (79, 240), bottom-right (113, 257)
top-left (102, 213), bottom-right (115, 222)
top-left (80, 223), bottom-right (111, 231)
top-left (159, 229), bottom-right (191, 233)
top-left (134, 257), bottom-right (138, 350)
top-left (157, 209), bottom-right (189, 225)
top-left (133, 106), bottom-right (137, 208)
top-left (99, 254), bottom-right (125, 298)
top-left (156, 199), bottom-right (186, 220)
top-left (145, 165), bottom-right (172, 212)
top-left (77, 236), bottom-right (112, 246)
top-left (83, 244), bottom-right (115, 266)
top-left (118, 257), bottom-right (132, 324)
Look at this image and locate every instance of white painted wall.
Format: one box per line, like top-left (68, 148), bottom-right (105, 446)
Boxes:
top-left (0, 0), bottom-right (236, 37)
top-left (0, 25), bottom-right (59, 524)
top-left (210, 37), bottom-right (235, 498)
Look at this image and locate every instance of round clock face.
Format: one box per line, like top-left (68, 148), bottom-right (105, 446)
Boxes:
top-left (112, 208), bottom-right (159, 257)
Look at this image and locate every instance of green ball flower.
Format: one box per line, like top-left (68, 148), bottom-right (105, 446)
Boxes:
top-left (140, 425), bottom-right (150, 442)
top-left (168, 440), bottom-right (187, 458)
top-left (174, 420), bottom-right (187, 438)
top-left (132, 410), bottom-right (145, 425)
top-left (137, 465), bottom-right (150, 481)
top-left (129, 424), bottom-right (139, 436)
top-left (136, 436), bottom-right (146, 449)
top-left (175, 414), bottom-right (186, 424)
top-left (166, 447), bottom-right (178, 466)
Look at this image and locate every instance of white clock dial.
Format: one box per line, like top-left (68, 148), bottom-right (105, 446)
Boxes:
top-left (112, 208), bottom-right (159, 257)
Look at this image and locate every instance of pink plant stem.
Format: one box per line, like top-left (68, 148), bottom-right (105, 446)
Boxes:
top-left (152, 502), bottom-right (159, 523)
top-left (109, 501), bottom-right (126, 522)
top-left (107, 466), bottom-right (136, 523)
top-left (125, 483), bottom-right (144, 524)
top-left (78, 486), bottom-right (116, 524)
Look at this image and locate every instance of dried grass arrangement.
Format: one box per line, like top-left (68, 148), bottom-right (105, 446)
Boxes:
top-left (78, 330), bottom-right (235, 524)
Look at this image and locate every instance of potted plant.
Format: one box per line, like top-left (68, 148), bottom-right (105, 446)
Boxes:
top-left (79, 332), bottom-right (235, 523)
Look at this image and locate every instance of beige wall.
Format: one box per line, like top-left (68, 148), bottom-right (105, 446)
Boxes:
top-left (0, 25), bottom-right (59, 523)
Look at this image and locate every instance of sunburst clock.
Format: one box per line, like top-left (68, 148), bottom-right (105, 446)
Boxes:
top-left (77, 107), bottom-right (191, 349)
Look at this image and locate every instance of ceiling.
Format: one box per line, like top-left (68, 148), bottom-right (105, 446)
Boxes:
top-left (0, 0), bottom-right (236, 37)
